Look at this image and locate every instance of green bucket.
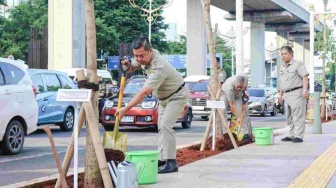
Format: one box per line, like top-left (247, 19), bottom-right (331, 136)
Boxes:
top-left (253, 127), bottom-right (273, 146)
top-left (126, 150), bottom-right (159, 185)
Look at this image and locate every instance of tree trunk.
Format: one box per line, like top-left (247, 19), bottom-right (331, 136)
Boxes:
top-left (84, 0), bottom-right (103, 187)
top-left (321, 1), bottom-right (328, 119)
top-left (202, 0), bottom-right (224, 140)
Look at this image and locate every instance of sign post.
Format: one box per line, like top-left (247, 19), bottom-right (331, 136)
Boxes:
top-left (56, 89), bottom-right (92, 188)
top-left (206, 101), bottom-right (225, 151)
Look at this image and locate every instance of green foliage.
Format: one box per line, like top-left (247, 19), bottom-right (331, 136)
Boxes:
top-left (165, 35), bottom-right (186, 54)
top-left (0, 0), bottom-right (7, 6)
top-left (94, 0), bottom-right (168, 55)
top-left (0, 0), bottom-right (168, 60)
top-left (215, 35), bottom-right (233, 77)
top-left (0, 0), bottom-right (48, 60)
top-left (314, 26), bottom-right (335, 59)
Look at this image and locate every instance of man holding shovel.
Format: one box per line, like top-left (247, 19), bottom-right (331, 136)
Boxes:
top-left (115, 36), bottom-right (189, 174)
top-left (222, 74), bottom-right (252, 141)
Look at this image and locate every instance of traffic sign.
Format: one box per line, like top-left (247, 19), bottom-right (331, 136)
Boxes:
top-left (108, 56), bottom-right (120, 70)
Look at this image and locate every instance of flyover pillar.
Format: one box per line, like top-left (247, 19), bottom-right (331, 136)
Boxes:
top-left (250, 22), bottom-right (266, 87)
top-left (48, 0), bottom-right (86, 70)
top-left (276, 29), bottom-right (289, 89)
top-left (186, 0), bottom-right (207, 76)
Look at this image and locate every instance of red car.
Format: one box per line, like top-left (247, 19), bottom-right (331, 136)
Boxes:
top-left (101, 77), bottom-right (193, 131)
top-left (188, 79), bottom-right (211, 120)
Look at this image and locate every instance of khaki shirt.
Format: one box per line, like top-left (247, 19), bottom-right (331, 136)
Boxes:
top-left (217, 68), bottom-right (226, 83)
top-left (132, 49), bottom-right (184, 99)
top-left (222, 74), bottom-right (248, 102)
top-left (279, 59), bottom-right (309, 92)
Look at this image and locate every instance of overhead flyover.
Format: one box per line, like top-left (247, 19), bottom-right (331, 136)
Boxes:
top-left (215, 0), bottom-right (322, 86)
top-left (185, 0), bottom-right (322, 87)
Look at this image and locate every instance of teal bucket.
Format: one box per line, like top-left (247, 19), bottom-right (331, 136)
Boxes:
top-left (253, 127), bottom-right (273, 146)
top-left (126, 150), bottom-right (159, 185)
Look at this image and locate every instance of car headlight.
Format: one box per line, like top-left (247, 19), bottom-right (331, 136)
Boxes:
top-left (104, 100), bottom-right (114, 108)
top-left (142, 101), bottom-right (157, 109)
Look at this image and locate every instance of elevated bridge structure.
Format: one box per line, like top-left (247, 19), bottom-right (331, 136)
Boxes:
top-left (187, 0), bottom-right (322, 87)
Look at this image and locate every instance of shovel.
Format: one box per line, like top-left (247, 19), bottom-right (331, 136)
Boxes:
top-left (229, 114), bottom-right (245, 142)
top-left (103, 58), bottom-right (131, 153)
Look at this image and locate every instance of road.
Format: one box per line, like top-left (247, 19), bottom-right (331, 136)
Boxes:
top-left (0, 114), bottom-right (286, 186)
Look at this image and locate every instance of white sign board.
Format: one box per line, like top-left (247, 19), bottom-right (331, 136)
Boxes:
top-left (56, 89), bottom-right (92, 188)
top-left (56, 89), bottom-right (92, 102)
top-left (206, 101), bottom-right (225, 109)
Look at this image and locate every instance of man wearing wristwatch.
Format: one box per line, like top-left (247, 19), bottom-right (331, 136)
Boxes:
top-left (278, 46), bottom-right (309, 143)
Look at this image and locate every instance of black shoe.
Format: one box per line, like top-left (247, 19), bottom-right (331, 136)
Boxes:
top-left (242, 134), bottom-right (252, 142)
top-left (158, 159), bottom-right (178, 174)
top-left (281, 137), bottom-right (293, 142)
top-left (158, 160), bottom-right (166, 168)
top-left (292, 137), bottom-right (303, 143)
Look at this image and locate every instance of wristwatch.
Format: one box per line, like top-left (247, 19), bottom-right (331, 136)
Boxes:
top-left (303, 90), bottom-right (308, 92)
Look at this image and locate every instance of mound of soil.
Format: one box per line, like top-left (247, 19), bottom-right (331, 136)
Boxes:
top-left (24, 133), bottom-right (253, 187)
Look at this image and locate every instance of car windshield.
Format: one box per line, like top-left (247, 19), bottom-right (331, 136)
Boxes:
top-left (185, 82), bottom-right (197, 90)
top-left (248, 89), bottom-right (265, 97)
top-left (191, 81), bottom-right (209, 92)
top-left (124, 82), bottom-right (144, 94)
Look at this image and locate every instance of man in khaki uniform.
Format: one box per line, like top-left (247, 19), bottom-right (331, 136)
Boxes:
top-left (278, 46), bottom-right (309, 143)
top-left (116, 36), bottom-right (188, 173)
top-left (222, 74), bottom-right (252, 141)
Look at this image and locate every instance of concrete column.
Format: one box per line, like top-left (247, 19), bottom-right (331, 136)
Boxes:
top-left (293, 39), bottom-right (304, 63)
top-left (250, 22), bottom-right (266, 87)
top-left (186, 0), bottom-right (207, 76)
top-left (48, 0), bottom-right (85, 70)
top-left (276, 29), bottom-right (289, 89)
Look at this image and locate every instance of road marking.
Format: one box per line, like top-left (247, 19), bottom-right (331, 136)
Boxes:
top-left (287, 142), bottom-right (336, 188)
top-left (0, 136), bottom-right (154, 163)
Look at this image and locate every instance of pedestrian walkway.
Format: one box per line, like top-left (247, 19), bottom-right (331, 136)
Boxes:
top-left (145, 121), bottom-right (336, 188)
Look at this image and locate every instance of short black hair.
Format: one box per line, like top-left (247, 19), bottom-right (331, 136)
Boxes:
top-left (132, 36), bottom-right (151, 51)
top-left (216, 57), bottom-right (220, 62)
top-left (281, 46), bottom-right (293, 55)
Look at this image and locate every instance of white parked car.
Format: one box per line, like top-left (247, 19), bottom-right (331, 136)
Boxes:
top-left (0, 58), bottom-right (38, 155)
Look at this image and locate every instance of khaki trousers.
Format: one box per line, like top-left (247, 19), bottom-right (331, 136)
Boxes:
top-left (284, 95), bottom-right (307, 139)
top-left (158, 87), bottom-right (188, 160)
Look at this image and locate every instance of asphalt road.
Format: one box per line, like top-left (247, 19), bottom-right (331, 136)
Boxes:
top-left (0, 114), bottom-right (286, 186)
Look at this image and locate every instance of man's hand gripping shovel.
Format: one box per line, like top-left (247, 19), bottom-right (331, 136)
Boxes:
top-left (103, 58), bottom-right (131, 153)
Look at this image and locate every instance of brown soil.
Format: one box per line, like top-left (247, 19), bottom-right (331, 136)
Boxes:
top-left (23, 133), bottom-right (253, 188)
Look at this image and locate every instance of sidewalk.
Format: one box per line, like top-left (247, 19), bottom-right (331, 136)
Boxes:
top-left (145, 121), bottom-right (336, 188)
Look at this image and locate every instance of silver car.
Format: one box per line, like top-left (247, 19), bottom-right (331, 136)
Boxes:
top-left (247, 87), bottom-right (277, 117)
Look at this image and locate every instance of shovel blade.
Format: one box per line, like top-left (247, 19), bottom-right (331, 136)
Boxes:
top-left (103, 131), bottom-right (128, 153)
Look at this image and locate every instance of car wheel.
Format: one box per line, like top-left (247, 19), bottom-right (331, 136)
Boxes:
top-left (60, 108), bottom-right (74, 132)
top-left (261, 106), bottom-right (267, 117)
top-left (0, 120), bottom-right (25, 155)
top-left (270, 107), bottom-right (276, 116)
top-left (201, 116), bottom-right (209, 120)
top-left (182, 109), bottom-right (192, 129)
top-left (102, 124), bottom-right (115, 131)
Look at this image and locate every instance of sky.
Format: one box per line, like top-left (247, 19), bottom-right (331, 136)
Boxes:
top-left (162, 0), bottom-right (336, 65)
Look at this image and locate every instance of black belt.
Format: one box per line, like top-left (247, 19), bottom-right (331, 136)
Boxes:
top-left (159, 82), bottom-right (185, 100)
top-left (283, 86), bottom-right (302, 93)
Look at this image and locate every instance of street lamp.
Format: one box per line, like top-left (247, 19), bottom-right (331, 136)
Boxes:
top-left (265, 42), bottom-right (278, 87)
top-left (129, 0), bottom-right (172, 42)
top-left (218, 26), bottom-right (251, 76)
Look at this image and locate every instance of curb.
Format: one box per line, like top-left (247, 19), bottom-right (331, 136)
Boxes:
top-left (5, 141), bottom-right (202, 188)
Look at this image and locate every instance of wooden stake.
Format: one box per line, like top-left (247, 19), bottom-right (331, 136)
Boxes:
top-left (44, 126), bottom-right (69, 188)
top-left (55, 70), bottom-right (92, 188)
top-left (200, 86), bottom-right (222, 151)
top-left (207, 86), bottom-right (238, 149)
top-left (83, 102), bottom-right (113, 188)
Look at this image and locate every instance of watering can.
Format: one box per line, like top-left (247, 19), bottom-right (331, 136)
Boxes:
top-left (108, 161), bottom-right (144, 188)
